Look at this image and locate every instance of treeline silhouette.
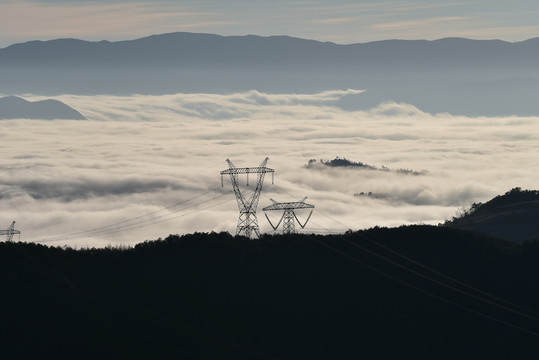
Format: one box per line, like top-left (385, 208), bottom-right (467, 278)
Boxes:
top-left (307, 157), bottom-right (424, 175)
top-left (1, 226), bottom-right (539, 359)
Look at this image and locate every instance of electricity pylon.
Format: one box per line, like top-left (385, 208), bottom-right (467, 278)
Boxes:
top-left (263, 198), bottom-right (314, 234)
top-left (221, 158), bottom-right (274, 238)
top-left (0, 221), bottom-right (21, 242)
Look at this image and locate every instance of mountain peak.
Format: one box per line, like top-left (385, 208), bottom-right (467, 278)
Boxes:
top-left (0, 96), bottom-right (86, 120)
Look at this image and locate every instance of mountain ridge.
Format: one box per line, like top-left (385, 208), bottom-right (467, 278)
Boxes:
top-left (0, 96), bottom-right (86, 120)
top-left (4, 31), bottom-right (539, 50)
top-left (2, 31), bottom-right (539, 116)
top-left (2, 31), bottom-right (538, 69)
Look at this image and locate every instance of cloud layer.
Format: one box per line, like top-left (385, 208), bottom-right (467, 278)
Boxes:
top-left (1, 90), bottom-right (538, 247)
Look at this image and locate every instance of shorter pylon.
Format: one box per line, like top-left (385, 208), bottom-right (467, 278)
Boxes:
top-left (263, 198), bottom-right (314, 234)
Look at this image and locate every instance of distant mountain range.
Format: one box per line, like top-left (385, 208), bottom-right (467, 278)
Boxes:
top-left (1, 32), bottom-right (539, 116)
top-left (2, 33), bottom-right (538, 70)
top-left (0, 96), bottom-right (85, 120)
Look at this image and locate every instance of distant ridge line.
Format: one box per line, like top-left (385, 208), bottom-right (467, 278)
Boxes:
top-left (3, 31), bottom-right (539, 50)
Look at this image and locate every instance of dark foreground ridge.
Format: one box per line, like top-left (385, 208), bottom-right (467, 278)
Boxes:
top-left (2, 226), bottom-right (539, 359)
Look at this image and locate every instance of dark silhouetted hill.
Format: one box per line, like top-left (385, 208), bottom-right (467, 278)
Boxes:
top-left (2, 227), bottom-right (539, 359)
top-left (0, 96), bottom-right (86, 120)
top-left (446, 187), bottom-right (539, 242)
top-left (1, 32), bottom-right (539, 116)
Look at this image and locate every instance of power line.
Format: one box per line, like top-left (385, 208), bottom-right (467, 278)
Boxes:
top-left (342, 236), bottom-right (539, 323)
top-left (272, 183), bottom-right (539, 328)
top-left (39, 193), bottom-right (229, 243)
top-left (313, 238), bottom-right (539, 338)
top-left (316, 197), bottom-right (539, 322)
top-left (35, 188), bottom-right (228, 243)
top-left (358, 234), bottom-right (539, 319)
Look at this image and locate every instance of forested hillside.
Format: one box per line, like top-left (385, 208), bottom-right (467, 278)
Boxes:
top-left (447, 187), bottom-right (539, 242)
top-left (2, 227), bottom-right (539, 359)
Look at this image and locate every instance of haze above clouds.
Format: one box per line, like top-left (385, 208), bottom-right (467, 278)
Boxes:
top-left (1, 0), bottom-right (539, 48)
top-left (1, 90), bottom-right (537, 247)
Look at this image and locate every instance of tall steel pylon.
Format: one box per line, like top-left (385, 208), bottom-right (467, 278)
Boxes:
top-left (220, 158), bottom-right (274, 238)
top-left (0, 221), bottom-right (21, 242)
top-left (263, 198), bottom-right (314, 234)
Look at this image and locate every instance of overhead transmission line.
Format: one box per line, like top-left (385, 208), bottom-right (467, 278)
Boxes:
top-left (272, 184), bottom-right (539, 334)
top-left (49, 194), bottom-right (231, 242)
top-left (313, 204), bottom-right (539, 321)
top-left (313, 197), bottom-right (539, 322)
top-left (35, 188), bottom-right (229, 243)
top-left (357, 233), bottom-right (539, 319)
top-left (313, 238), bottom-right (539, 338)
top-left (343, 236), bottom-right (539, 322)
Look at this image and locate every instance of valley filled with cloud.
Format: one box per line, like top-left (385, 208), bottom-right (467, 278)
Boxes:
top-left (1, 89), bottom-right (538, 247)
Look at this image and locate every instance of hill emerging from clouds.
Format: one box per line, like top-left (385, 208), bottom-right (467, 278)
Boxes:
top-left (1, 32), bottom-right (539, 116)
top-left (0, 96), bottom-right (86, 120)
top-left (307, 157), bottom-right (425, 175)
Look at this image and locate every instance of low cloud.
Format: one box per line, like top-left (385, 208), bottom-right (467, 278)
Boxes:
top-left (1, 90), bottom-right (538, 247)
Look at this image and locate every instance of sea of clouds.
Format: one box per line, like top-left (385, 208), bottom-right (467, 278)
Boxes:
top-left (1, 89), bottom-right (538, 247)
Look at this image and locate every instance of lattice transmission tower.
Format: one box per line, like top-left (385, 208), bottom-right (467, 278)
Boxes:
top-left (220, 158), bottom-right (274, 238)
top-left (1, 221), bottom-right (21, 242)
top-left (263, 198), bottom-right (314, 234)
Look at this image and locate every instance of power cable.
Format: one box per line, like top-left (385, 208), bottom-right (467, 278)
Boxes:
top-left (359, 233), bottom-right (539, 318)
top-left (36, 188), bottom-right (221, 242)
top-left (313, 238), bottom-right (539, 338)
top-left (77, 194), bottom-right (232, 240)
top-left (275, 183), bottom-right (539, 324)
top-left (35, 189), bottom-right (230, 243)
top-left (342, 236), bottom-right (539, 322)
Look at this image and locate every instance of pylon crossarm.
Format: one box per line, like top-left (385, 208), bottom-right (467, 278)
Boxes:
top-left (0, 230), bottom-right (20, 235)
top-left (220, 167), bottom-right (274, 175)
top-left (264, 212), bottom-right (285, 231)
top-left (293, 209), bottom-right (314, 229)
top-left (1, 221), bottom-right (20, 242)
top-left (263, 202), bottom-right (314, 211)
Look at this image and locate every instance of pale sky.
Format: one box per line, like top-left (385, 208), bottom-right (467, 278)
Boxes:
top-left (1, 0), bottom-right (539, 48)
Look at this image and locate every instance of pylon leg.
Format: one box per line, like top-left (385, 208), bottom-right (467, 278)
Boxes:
top-left (237, 212), bottom-right (260, 238)
top-left (282, 210), bottom-right (295, 234)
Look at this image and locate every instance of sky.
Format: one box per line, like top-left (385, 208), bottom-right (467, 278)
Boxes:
top-left (1, 91), bottom-right (538, 247)
top-left (1, 0), bottom-right (539, 48)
